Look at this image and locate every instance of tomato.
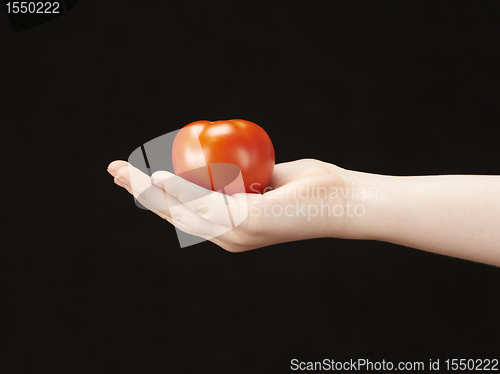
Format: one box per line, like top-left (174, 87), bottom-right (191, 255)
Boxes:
top-left (172, 119), bottom-right (275, 194)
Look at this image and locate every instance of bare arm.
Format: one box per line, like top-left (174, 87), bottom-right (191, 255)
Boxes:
top-left (343, 170), bottom-right (500, 266)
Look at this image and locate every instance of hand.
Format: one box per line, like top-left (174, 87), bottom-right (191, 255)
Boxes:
top-left (107, 159), bottom-right (352, 252)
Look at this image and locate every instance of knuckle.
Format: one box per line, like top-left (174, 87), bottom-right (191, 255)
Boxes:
top-left (192, 202), bottom-right (209, 216)
top-left (191, 194), bottom-right (220, 217)
top-left (305, 166), bottom-right (326, 176)
top-left (171, 210), bottom-right (186, 227)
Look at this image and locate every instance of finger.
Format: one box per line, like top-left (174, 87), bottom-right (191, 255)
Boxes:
top-left (151, 170), bottom-right (214, 202)
top-left (151, 171), bottom-right (233, 227)
top-left (266, 162), bottom-right (300, 189)
top-left (151, 170), bottom-right (248, 227)
top-left (266, 160), bottom-right (321, 189)
top-left (110, 162), bottom-right (244, 249)
top-left (165, 193), bottom-right (230, 239)
top-left (114, 175), bottom-right (176, 226)
top-left (114, 162), bottom-right (172, 214)
top-left (107, 160), bottom-right (128, 176)
top-left (113, 162), bottom-right (230, 238)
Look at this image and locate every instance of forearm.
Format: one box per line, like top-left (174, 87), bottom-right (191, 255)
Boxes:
top-left (341, 169), bottom-right (500, 266)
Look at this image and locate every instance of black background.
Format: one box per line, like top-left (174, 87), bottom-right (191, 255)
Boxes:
top-left (2, 1), bottom-right (500, 373)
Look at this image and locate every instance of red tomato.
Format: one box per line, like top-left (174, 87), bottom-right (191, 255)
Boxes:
top-left (172, 119), bottom-right (275, 194)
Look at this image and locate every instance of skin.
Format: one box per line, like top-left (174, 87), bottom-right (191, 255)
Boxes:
top-left (107, 159), bottom-right (500, 267)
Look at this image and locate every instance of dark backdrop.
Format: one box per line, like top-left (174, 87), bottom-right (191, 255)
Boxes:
top-left (2, 1), bottom-right (500, 373)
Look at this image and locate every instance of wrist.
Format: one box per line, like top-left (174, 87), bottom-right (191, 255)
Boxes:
top-left (336, 167), bottom-right (396, 241)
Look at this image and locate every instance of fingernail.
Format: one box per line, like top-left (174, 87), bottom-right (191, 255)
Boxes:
top-left (107, 168), bottom-right (118, 178)
top-left (114, 178), bottom-right (124, 187)
top-left (115, 177), bottom-right (129, 187)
